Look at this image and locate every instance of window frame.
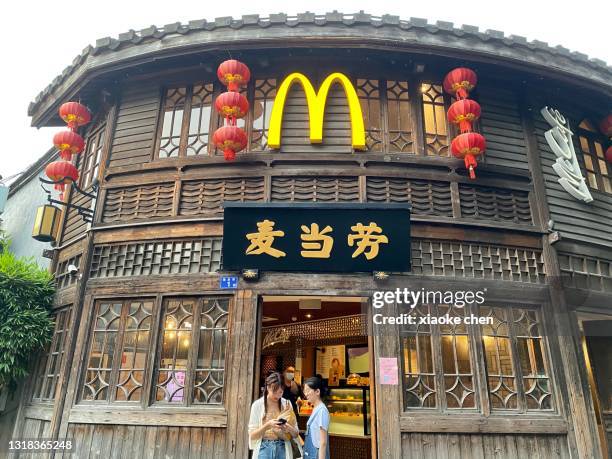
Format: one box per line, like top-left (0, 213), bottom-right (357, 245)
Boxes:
top-left (399, 302), bottom-right (559, 417)
top-left (576, 119), bottom-right (612, 194)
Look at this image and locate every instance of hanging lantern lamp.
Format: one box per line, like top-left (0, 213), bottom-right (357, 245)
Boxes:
top-left (443, 67), bottom-right (477, 99)
top-left (451, 133), bottom-right (487, 180)
top-left (213, 125), bottom-right (248, 161)
top-left (53, 130), bottom-right (85, 160)
top-left (31, 204), bottom-right (62, 242)
top-left (214, 91), bottom-right (249, 124)
top-left (59, 102), bottom-right (91, 130)
top-left (217, 59), bottom-right (251, 91)
top-left (447, 99), bottom-right (481, 133)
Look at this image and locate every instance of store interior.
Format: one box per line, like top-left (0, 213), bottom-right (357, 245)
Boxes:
top-left (257, 296), bottom-right (373, 459)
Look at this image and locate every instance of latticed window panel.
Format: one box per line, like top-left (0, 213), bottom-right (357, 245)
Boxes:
top-left (480, 307), bottom-right (518, 410)
top-left (401, 304), bottom-right (555, 414)
top-left (80, 122), bottom-right (106, 189)
top-left (577, 120), bottom-right (612, 193)
top-left (31, 307), bottom-right (72, 403)
top-left (410, 240), bottom-right (545, 283)
top-left (270, 176), bottom-right (360, 202)
top-left (251, 79), bottom-right (277, 151)
top-left (55, 254), bottom-right (82, 289)
top-left (421, 83), bottom-right (450, 157)
top-left (158, 87), bottom-right (187, 158)
top-left (401, 304), bottom-right (437, 408)
top-left (386, 80), bottom-right (413, 153)
top-left (438, 305), bottom-right (476, 409)
top-left (558, 252), bottom-right (612, 292)
top-left (179, 177), bottom-right (265, 217)
top-left (90, 238), bottom-right (223, 278)
top-left (356, 79), bottom-right (383, 151)
top-left (366, 177), bottom-right (452, 216)
top-left (157, 83), bottom-right (215, 159)
top-left (102, 183), bottom-right (175, 223)
top-left (81, 300), bottom-right (153, 403)
top-left (154, 297), bottom-right (230, 406)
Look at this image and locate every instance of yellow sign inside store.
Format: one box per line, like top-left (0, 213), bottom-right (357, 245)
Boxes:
top-left (268, 72), bottom-right (366, 150)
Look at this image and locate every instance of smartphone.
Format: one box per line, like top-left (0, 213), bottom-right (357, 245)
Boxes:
top-left (277, 418), bottom-right (287, 425)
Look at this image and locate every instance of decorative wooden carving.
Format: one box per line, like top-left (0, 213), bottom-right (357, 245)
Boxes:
top-left (558, 252), bottom-right (612, 292)
top-left (102, 183), bottom-right (175, 222)
top-left (270, 176), bottom-right (360, 202)
top-left (179, 177), bottom-right (265, 216)
top-left (459, 184), bottom-right (532, 224)
top-left (366, 177), bottom-right (453, 216)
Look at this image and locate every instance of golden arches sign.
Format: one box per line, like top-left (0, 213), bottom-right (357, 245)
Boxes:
top-left (268, 72), bottom-right (366, 150)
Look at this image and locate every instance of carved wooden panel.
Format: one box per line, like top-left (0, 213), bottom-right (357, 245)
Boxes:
top-left (558, 252), bottom-right (612, 292)
top-left (366, 177), bottom-right (453, 216)
top-left (410, 240), bottom-right (545, 283)
top-left (459, 184), bottom-right (532, 224)
top-left (179, 177), bottom-right (265, 217)
top-left (90, 238), bottom-right (223, 278)
top-left (55, 254), bottom-right (82, 289)
top-left (102, 183), bottom-right (175, 223)
top-left (270, 176), bottom-right (360, 202)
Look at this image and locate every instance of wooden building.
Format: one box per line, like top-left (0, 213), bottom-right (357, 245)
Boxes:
top-left (9, 12), bottom-right (612, 458)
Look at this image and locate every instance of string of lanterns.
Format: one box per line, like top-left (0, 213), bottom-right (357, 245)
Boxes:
top-left (444, 67), bottom-right (486, 180)
top-left (213, 59), bottom-right (251, 161)
top-left (45, 102), bottom-right (91, 199)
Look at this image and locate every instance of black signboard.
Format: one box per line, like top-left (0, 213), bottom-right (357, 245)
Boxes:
top-left (222, 203), bottom-right (411, 273)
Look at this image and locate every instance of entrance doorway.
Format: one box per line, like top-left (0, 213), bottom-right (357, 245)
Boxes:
top-left (254, 295), bottom-right (375, 459)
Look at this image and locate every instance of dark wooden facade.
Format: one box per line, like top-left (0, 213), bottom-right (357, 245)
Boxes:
top-left (9, 12), bottom-right (612, 459)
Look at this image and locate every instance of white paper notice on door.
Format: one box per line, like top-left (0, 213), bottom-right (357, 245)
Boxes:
top-left (379, 357), bottom-right (399, 385)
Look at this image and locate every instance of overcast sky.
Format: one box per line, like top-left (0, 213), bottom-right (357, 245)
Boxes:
top-left (0, 0), bottom-right (609, 182)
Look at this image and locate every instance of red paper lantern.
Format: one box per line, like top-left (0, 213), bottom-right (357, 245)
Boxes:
top-left (600, 114), bottom-right (612, 137)
top-left (213, 126), bottom-right (247, 161)
top-left (443, 68), bottom-right (477, 99)
top-left (59, 102), bottom-right (91, 130)
top-left (447, 99), bottom-right (481, 133)
top-left (451, 133), bottom-right (487, 179)
top-left (217, 60), bottom-right (251, 91)
top-left (45, 161), bottom-right (79, 199)
top-left (606, 146), bottom-right (612, 163)
top-left (53, 130), bottom-right (85, 160)
top-left (215, 91), bottom-right (249, 123)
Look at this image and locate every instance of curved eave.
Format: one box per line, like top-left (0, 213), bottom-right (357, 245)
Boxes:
top-left (29, 13), bottom-right (612, 127)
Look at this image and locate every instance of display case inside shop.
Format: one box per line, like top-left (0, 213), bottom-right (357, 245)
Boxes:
top-left (326, 387), bottom-right (370, 437)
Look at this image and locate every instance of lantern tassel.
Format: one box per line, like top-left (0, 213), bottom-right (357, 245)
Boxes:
top-left (59, 150), bottom-right (72, 161)
top-left (228, 82), bottom-right (238, 92)
top-left (459, 119), bottom-right (472, 133)
top-left (464, 154), bottom-right (478, 179)
top-left (224, 149), bottom-right (236, 161)
top-left (457, 88), bottom-right (468, 99)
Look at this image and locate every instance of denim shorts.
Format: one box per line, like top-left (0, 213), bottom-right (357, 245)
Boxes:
top-left (259, 439), bottom-right (285, 459)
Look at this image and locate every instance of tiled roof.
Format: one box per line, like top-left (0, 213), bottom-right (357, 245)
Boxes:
top-left (29, 11), bottom-right (612, 120)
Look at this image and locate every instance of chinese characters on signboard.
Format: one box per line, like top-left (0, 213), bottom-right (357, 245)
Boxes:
top-left (222, 203), bottom-right (411, 272)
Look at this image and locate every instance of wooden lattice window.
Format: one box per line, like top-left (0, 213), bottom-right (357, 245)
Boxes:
top-left (386, 80), bottom-right (413, 153)
top-left (577, 119), bottom-right (612, 194)
top-left (401, 304), bottom-right (555, 413)
top-left (250, 79), bottom-right (277, 151)
top-left (154, 297), bottom-right (229, 406)
top-left (31, 307), bottom-right (72, 403)
top-left (481, 306), bottom-right (554, 412)
top-left (157, 83), bottom-right (215, 158)
top-left (80, 121), bottom-right (106, 189)
top-left (421, 83), bottom-right (450, 157)
top-left (356, 79), bottom-right (383, 151)
top-left (81, 299), bottom-right (153, 403)
top-left (401, 304), bottom-right (476, 410)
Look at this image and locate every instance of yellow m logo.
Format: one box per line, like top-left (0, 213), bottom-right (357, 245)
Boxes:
top-left (268, 73), bottom-right (366, 150)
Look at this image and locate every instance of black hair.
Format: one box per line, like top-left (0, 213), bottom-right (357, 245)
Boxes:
top-left (263, 372), bottom-right (283, 419)
top-left (304, 376), bottom-right (328, 398)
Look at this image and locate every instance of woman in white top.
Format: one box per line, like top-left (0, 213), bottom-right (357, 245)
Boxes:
top-left (249, 372), bottom-right (300, 459)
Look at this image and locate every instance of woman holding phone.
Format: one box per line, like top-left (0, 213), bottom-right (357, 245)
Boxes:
top-left (249, 372), bottom-right (300, 458)
top-left (303, 377), bottom-right (330, 459)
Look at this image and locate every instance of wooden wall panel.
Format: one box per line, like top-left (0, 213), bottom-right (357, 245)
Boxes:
top-left (366, 177), bottom-right (452, 216)
top-left (532, 112), bottom-right (612, 249)
top-left (478, 87), bottom-right (529, 170)
top-left (102, 183), bottom-right (174, 222)
top-left (271, 176), bottom-right (359, 202)
top-left (108, 84), bottom-right (160, 169)
top-left (279, 83), bottom-right (353, 154)
top-left (60, 191), bottom-right (92, 245)
top-left (56, 424), bottom-right (226, 458)
top-left (179, 177), bottom-right (265, 216)
top-left (400, 433), bottom-right (570, 458)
